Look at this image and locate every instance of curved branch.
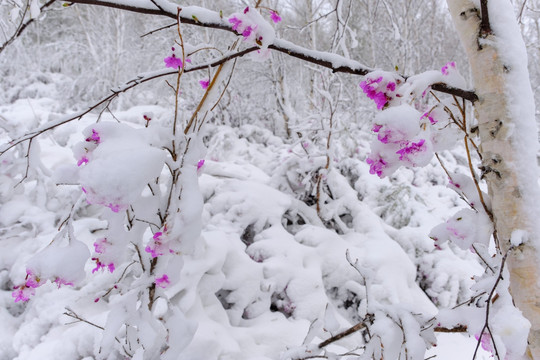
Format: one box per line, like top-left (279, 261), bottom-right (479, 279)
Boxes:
top-left (65, 0), bottom-right (478, 102)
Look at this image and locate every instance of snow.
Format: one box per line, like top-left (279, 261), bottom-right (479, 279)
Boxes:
top-left (1, 1), bottom-right (537, 359)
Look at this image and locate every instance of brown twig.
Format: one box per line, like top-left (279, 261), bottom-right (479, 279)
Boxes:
top-left (479, 0), bottom-right (493, 37)
top-left (318, 321), bottom-right (366, 348)
top-left (472, 247), bottom-right (513, 360)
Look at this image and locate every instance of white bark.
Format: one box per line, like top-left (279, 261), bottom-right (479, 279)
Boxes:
top-left (447, 0), bottom-right (540, 358)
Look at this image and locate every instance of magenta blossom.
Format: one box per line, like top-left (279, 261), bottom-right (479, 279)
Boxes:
top-left (421, 111), bottom-right (436, 124)
top-left (396, 139), bottom-right (426, 161)
top-left (25, 269), bottom-right (41, 288)
top-left (145, 231), bottom-right (168, 258)
top-left (474, 333), bottom-right (493, 353)
top-left (229, 16), bottom-right (242, 31)
top-left (92, 258), bottom-right (115, 273)
top-left (93, 238), bottom-right (109, 254)
top-left (270, 11), bottom-right (282, 23)
top-left (360, 77), bottom-right (388, 110)
top-left (107, 203), bottom-right (121, 213)
top-left (53, 277), bottom-right (74, 288)
top-left (85, 129), bottom-right (101, 144)
top-left (197, 159), bottom-right (205, 170)
top-left (77, 156), bottom-right (89, 166)
top-left (372, 124), bottom-right (383, 132)
top-left (12, 285), bottom-right (36, 302)
top-left (155, 274), bottom-right (170, 288)
top-left (242, 25), bottom-right (254, 38)
top-left (366, 155), bottom-right (388, 178)
top-left (164, 55), bottom-right (183, 69)
top-left (199, 79), bottom-right (210, 89)
top-left (441, 61), bottom-right (456, 75)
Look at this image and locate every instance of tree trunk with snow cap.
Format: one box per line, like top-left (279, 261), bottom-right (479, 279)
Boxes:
top-left (446, 0), bottom-right (540, 358)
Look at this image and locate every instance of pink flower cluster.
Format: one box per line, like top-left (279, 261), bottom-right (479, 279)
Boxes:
top-left (365, 104), bottom-right (434, 178)
top-left (92, 238), bottom-right (115, 274)
top-left (77, 128), bottom-right (101, 167)
top-left (145, 231), bottom-right (173, 258)
top-left (359, 76), bottom-right (399, 110)
top-left (155, 274), bottom-right (170, 288)
top-left (12, 269), bottom-right (73, 302)
top-left (228, 7), bottom-right (280, 44)
top-left (229, 8), bottom-right (264, 44)
top-left (164, 47), bottom-right (183, 69)
top-left (441, 61), bottom-right (456, 76)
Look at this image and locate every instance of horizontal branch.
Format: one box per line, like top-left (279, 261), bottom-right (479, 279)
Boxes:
top-left (65, 0), bottom-right (478, 102)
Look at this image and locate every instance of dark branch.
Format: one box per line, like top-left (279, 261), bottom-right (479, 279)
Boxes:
top-left (432, 83), bottom-right (478, 102)
top-left (318, 321), bottom-right (366, 348)
top-left (434, 325), bottom-right (468, 333)
top-left (480, 0), bottom-right (492, 36)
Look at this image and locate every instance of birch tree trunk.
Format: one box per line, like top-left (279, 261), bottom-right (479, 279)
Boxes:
top-left (446, 1), bottom-right (540, 358)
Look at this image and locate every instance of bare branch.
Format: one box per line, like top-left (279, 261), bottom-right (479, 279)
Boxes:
top-left (65, 0), bottom-right (478, 102)
top-left (318, 321), bottom-right (366, 348)
top-left (480, 0), bottom-right (493, 36)
top-left (0, 0), bottom-right (56, 55)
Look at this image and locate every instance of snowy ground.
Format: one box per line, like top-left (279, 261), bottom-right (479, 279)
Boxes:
top-left (0, 96), bottom-right (492, 359)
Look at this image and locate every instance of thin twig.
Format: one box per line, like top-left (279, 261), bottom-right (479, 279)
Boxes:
top-left (318, 321), bottom-right (366, 348)
top-left (140, 22), bottom-right (176, 38)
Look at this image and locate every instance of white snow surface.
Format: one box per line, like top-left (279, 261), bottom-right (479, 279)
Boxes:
top-left (0, 97), bottom-right (492, 359)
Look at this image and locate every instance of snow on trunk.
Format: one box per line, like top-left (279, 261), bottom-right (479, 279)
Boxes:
top-left (446, 0), bottom-right (540, 358)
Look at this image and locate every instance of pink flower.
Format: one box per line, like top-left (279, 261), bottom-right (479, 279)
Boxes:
top-left (85, 129), bottom-right (101, 144)
top-left (93, 238), bottom-right (109, 254)
top-left (145, 231), bottom-right (166, 258)
top-left (270, 11), bottom-right (281, 23)
top-left (92, 258), bottom-right (115, 273)
top-left (25, 269), bottom-right (41, 288)
top-left (107, 203), bottom-right (121, 213)
top-left (155, 274), bottom-right (170, 288)
top-left (441, 61), bottom-right (456, 75)
top-left (475, 333), bottom-right (493, 352)
top-left (197, 159), bottom-right (205, 170)
top-left (229, 16), bottom-right (242, 31)
top-left (421, 111), bottom-right (436, 124)
top-left (360, 77), bottom-right (388, 110)
top-left (386, 82), bottom-right (396, 91)
top-left (77, 156), bottom-right (89, 166)
top-left (242, 25), bottom-right (254, 38)
top-left (12, 285), bottom-right (35, 302)
top-left (53, 277), bottom-right (74, 288)
top-left (449, 178), bottom-right (461, 188)
top-left (366, 155), bottom-right (388, 178)
top-left (396, 139), bottom-right (426, 161)
top-left (199, 79), bottom-right (210, 89)
top-left (372, 124), bottom-right (383, 132)
top-left (164, 55), bottom-right (183, 69)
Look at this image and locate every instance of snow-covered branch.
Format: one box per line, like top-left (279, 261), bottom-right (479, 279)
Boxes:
top-left (65, 0), bottom-right (477, 102)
